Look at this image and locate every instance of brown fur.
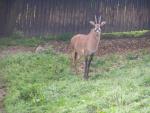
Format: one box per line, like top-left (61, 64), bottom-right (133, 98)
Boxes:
top-left (70, 17), bottom-right (106, 79)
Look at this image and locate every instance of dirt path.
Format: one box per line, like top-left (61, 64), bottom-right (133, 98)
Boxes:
top-left (0, 37), bottom-right (150, 112)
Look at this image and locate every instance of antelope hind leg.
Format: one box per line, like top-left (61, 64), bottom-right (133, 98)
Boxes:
top-left (84, 56), bottom-right (89, 80)
top-left (71, 51), bottom-right (80, 74)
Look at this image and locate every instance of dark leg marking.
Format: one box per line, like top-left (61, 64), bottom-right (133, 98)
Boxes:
top-left (86, 54), bottom-right (94, 79)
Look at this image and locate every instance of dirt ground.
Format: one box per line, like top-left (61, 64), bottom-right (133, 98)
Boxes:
top-left (0, 37), bottom-right (150, 112)
top-left (48, 37), bottom-right (150, 55)
top-left (0, 37), bottom-right (150, 57)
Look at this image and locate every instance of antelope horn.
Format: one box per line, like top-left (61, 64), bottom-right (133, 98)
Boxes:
top-left (99, 16), bottom-right (101, 24)
top-left (95, 15), bottom-right (97, 24)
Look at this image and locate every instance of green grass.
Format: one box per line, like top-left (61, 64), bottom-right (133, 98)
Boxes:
top-left (102, 30), bottom-right (150, 38)
top-left (0, 48), bottom-right (150, 113)
top-left (0, 36), bottom-right (49, 47)
top-left (0, 32), bottom-right (73, 47)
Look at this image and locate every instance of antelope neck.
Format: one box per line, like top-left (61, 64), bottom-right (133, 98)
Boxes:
top-left (86, 29), bottom-right (101, 55)
top-left (89, 29), bottom-right (101, 41)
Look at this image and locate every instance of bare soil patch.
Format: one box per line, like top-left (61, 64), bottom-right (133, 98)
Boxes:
top-left (0, 37), bottom-right (150, 56)
top-left (48, 37), bottom-right (150, 55)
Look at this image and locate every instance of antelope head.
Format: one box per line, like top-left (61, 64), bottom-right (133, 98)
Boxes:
top-left (89, 15), bottom-right (106, 34)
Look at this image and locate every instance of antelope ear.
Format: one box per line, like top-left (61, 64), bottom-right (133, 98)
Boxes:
top-left (100, 21), bottom-right (106, 27)
top-left (89, 21), bottom-right (95, 26)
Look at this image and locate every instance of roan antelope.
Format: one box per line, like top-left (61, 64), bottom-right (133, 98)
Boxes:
top-left (70, 15), bottom-right (106, 80)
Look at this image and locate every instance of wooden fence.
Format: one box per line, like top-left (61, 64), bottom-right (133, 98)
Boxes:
top-left (0, 0), bottom-right (150, 36)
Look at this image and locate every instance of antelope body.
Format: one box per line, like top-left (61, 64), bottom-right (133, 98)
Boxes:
top-left (70, 16), bottom-right (106, 79)
top-left (71, 29), bottom-right (100, 56)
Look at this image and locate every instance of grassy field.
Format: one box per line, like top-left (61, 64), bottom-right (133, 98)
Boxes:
top-left (0, 47), bottom-right (150, 113)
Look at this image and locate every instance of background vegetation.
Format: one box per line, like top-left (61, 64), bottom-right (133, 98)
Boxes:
top-left (0, 30), bottom-right (149, 47)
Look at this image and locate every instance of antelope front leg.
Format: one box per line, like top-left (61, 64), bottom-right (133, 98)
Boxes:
top-left (86, 54), bottom-right (94, 79)
top-left (88, 54), bottom-right (94, 68)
